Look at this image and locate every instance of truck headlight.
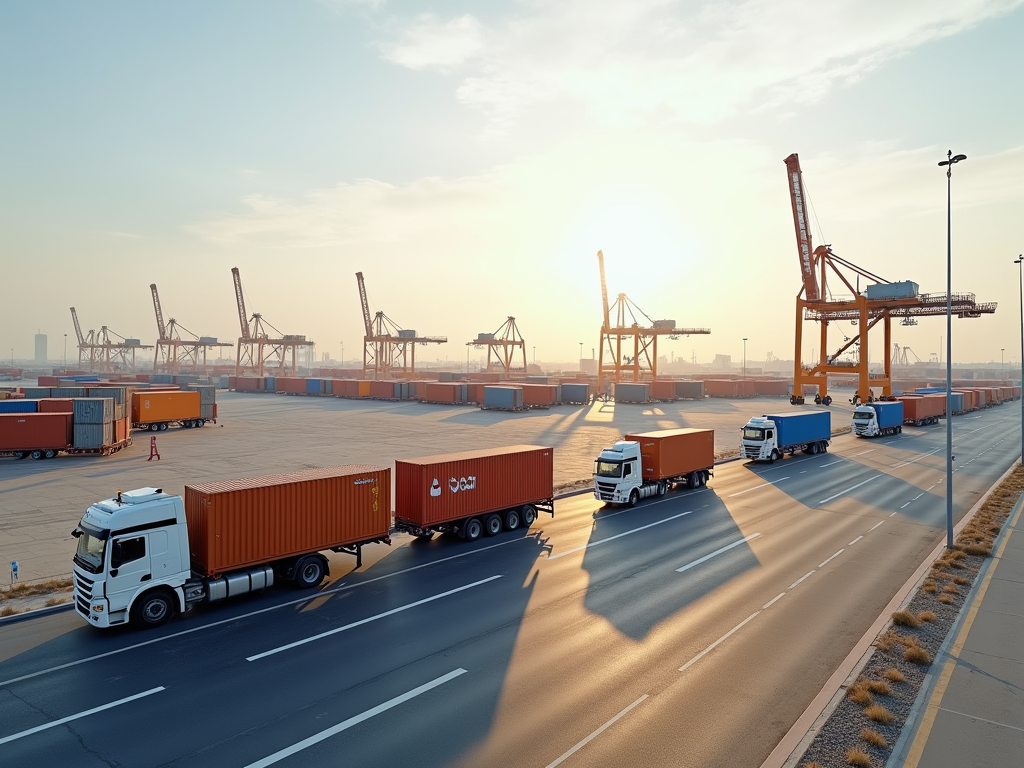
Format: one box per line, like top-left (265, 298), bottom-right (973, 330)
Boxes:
top-left (91, 604), bottom-right (105, 613)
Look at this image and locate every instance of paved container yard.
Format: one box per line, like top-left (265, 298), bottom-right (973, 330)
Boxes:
top-left (0, 391), bottom-right (841, 582)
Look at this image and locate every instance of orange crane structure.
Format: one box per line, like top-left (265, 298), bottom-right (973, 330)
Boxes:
top-left (356, 272), bottom-right (446, 379)
top-left (69, 307), bottom-right (153, 373)
top-left (785, 153), bottom-right (996, 405)
top-left (597, 250), bottom-right (710, 391)
top-left (232, 267), bottom-right (314, 377)
top-left (467, 317), bottom-right (527, 377)
top-left (151, 284), bottom-right (232, 374)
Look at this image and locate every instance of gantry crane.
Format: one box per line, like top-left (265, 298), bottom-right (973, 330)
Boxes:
top-left (597, 250), bottom-right (710, 391)
top-left (356, 272), bottom-right (446, 379)
top-left (232, 267), bottom-right (314, 376)
top-left (467, 317), bottom-right (527, 377)
top-left (69, 307), bottom-right (153, 373)
top-left (891, 344), bottom-right (923, 367)
top-left (151, 284), bottom-right (232, 374)
top-left (786, 153), bottom-right (996, 405)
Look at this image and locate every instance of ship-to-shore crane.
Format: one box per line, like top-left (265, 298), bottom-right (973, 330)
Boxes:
top-left (151, 284), bottom-right (232, 374)
top-left (232, 267), bottom-right (314, 377)
top-left (597, 250), bottom-right (710, 391)
top-left (69, 307), bottom-right (153, 373)
top-left (467, 317), bottom-right (527, 377)
top-left (357, 272), bottom-right (446, 379)
top-left (786, 153), bottom-right (996, 405)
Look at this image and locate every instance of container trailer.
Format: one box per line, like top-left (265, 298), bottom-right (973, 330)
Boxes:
top-left (741, 411), bottom-right (830, 462)
top-left (852, 401), bottom-right (904, 437)
top-left (594, 428), bottom-right (715, 505)
top-left (897, 395), bottom-right (943, 426)
top-left (73, 466), bottom-right (392, 629)
top-left (131, 390), bottom-right (213, 430)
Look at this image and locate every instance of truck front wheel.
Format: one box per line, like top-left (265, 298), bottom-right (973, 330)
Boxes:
top-left (628, 490), bottom-right (639, 507)
top-left (294, 556), bottom-right (327, 588)
top-left (131, 589), bottom-right (176, 629)
top-left (769, 449), bottom-right (780, 463)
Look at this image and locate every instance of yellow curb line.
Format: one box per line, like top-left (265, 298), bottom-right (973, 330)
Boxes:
top-left (901, 495), bottom-right (1023, 768)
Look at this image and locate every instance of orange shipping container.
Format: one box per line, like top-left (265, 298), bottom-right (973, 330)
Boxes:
top-left (518, 384), bottom-right (558, 406)
top-left (275, 377), bottom-right (307, 394)
top-left (369, 380), bottom-right (395, 399)
top-left (422, 382), bottom-right (460, 402)
top-left (737, 379), bottom-right (757, 397)
top-left (624, 429), bottom-right (715, 481)
top-left (704, 379), bottom-right (741, 397)
top-left (357, 380), bottom-right (372, 397)
top-left (897, 396), bottom-right (944, 422)
top-left (132, 390), bottom-right (201, 423)
top-left (396, 445), bottom-right (553, 527)
top-left (115, 416), bottom-right (130, 443)
top-left (184, 465), bottom-right (391, 577)
top-left (648, 381), bottom-right (677, 401)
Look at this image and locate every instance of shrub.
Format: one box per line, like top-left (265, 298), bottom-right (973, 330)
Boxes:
top-left (876, 632), bottom-right (898, 651)
top-left (943, 584), bottom-right (959, 594)
top-left (922, 580), bottom-right (938, 593)
top-left (848, 682), bottom-right (872, 706)
top-left (883, 668), bottom-right (905, 683)
top-left (918, 611), bottom-right (936, 623)
top-left (905, 645), bottom-right (932, 665)
top-left (953, 576), bottom-right (969, 585)
top-left (0, 605), bottom-right (16, 618)
top-left (891, 610), bottom-right (921, 627)
top-left (866, 679), bottom-right (891, 696)
top-left (861, 728), bottom-right (887, 747)
top-left (864, 704), bottom-right (895, 724)
top-left (939, 595), bottom-right (954, 604)
top-left (846, 748), bottom-right (872, 767)
top-left (960, 543), bottom-right (992, 557)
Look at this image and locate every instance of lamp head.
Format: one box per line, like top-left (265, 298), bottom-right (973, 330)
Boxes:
top-left (938, 150), bottom-right (968, 167)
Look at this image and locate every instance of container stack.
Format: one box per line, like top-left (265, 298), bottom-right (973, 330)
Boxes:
top-left (187, 385), bottom-right (217, 421)
top-left (73, 398), bottom-right (114, 450)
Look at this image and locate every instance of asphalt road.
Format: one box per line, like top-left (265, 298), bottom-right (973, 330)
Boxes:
top-left (0, 407), bottom-right (1019, 767)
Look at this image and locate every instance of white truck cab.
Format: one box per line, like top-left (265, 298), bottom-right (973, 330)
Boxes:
top-left (72, 488), bottom-right (190, 629)
top-left (852, 405), bottom-right (880, 437)
top-left (740, 416), bottom-right (779, 461)
top-left (593, 441), bottom-right (646, 504)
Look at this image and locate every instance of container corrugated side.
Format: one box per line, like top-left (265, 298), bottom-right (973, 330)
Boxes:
top-left (614, 383), bottom-right (649, 403)
top-left (73, 422), bottom-right (114, 449)
top-left (396, 445), bottom-right (554, 526)
top-left (184, 465), bottom-right (391, 576)
top-left (73, 398), bottom-right (113, 424)
top-left (0, 413), bottom-right (73, 450)
top-left (675, 380), bottom-right (705, 399)
top-left (37, 398), bottom-right (74, 414)
top-left (625, 428), bottom-right (715, 479)
top-left (0, 399), bottom-right (37, 414)
top-left (649, 381), bottom-right (677, 401)
top-left (131, 391), bottom-right (200, 422)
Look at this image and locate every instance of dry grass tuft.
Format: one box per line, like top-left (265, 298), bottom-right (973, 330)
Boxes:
top-left (922, 580), bottom-right (938, 593)
top-left (938, 594), bottom-right (954, 604)
top-left (802, 763), bottom-right (825, 768)
top-left (846, 748), bottom-right (872, 767)
top-left (864, 704), bottom-right (895, 724)
top-left (905, 645), bottom-right (932, 666)
top-left (891, 610), bottom-right (921, 628)
top-left (918, 610), bottom-right (936, 623)
top-left (876, 631), bottom-right (899, 652)
top-left (865, 679), bottom-right (891, 696)
top-left (960, 543), bottom-right (993, 557)
top-left (953, 576), bottom-right (970, 585)
top-left (45, 596), bottom-right (70, 607)
top-left (848, 682), bottom-right (873, 706)
top-left (943, 584), bottom-right (959, 594)
top-left (2, 577), bottom-right (73, 597)
top-left (861, 728), bottom-right (887, 747)
top-left (0, 605), bottom-right (16, 618)
top-left (883, 668), bottom-right (906, 683)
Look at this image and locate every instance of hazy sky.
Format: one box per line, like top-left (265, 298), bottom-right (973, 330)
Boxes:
top-left (2, 1), bottom-right (1023, 369)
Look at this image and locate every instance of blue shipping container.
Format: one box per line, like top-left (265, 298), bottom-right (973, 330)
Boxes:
top-left (764, 411), bottom-right (831, 447)
top-left (868, 401), bottom-right (904, 428)
top-left (0, 399), bottom-right (38, 414)
top-left (483, 386), bottom-right (523, 409)
top-left (615, 383), bottom-right (649, 403)
top-left (560, 383), bottom-right (590, 403)
top-left (264, 376), bottom-right (276, 393)
top-left (949, 392), bottom-right (964, 413)
top-left (306, 378), bottom-right (323, 395)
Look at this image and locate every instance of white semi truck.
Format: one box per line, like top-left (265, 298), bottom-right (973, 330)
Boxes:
top-left (594, 429), bottom-right (715, 505)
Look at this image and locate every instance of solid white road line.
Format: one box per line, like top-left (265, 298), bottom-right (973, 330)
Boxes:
top-left (818, 549), bottom-right (844, 568)
top-left (544, 695), bottom-right (649, 768)
top-left (729, 479), bottom-right (788, 498)
top-left (901, 502), bottom-right (911, 509)
top-left (247, 577), bottom-right (502, 661)
top-left (675, 533), bottom-right (761, 573)
top-left (244, 669), bottom-right (466, 768)
top-left (789, 571), bottom-right (814, 589)
top-left (891, 447), bottom-right (942, 469)
top-left (679, 612), bottom-right (760, 672)
top-left (820, 460), bottom-right (843, 468)
top-left (869, 521), bottom-right (884, 532)
top-left (848, 536), bottom-right (863, 546)
top-left (0, 687), bottom-right (164, 746)
top-left (762, 593), bottom-right (785, 609)
top-left (818, 474), bottom-right (882, 505)
top-left (548, 510), bottom-right (696, 560)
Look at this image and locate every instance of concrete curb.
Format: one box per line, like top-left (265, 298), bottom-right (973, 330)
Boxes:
top-left (0, 601), bottom-right (75, 626)
top-left (760, 459), bottom-right (1021, 768)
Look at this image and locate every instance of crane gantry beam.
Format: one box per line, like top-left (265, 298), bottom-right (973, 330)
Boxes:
top-left (467, 317), bottom-right (527, 378)
top-left (151, 284), bottom-right (233, 374)
top-left (785, 153), bottom-right (996, 405)
top-left (231, 267), bottom-right (313, 377)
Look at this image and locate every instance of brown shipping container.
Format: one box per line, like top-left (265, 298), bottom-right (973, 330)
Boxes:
top-left (466, 383), bottom-right (486, 404)
top-left (624, 429), bottom-right (715, 481)
top-left (736, 379), bottom-right (756, 397)
top-left (422, 382), bottom-right (459, 403)
top-left (396, 445), bottom-right (554, 527)
top-left (38, 398), bottom-right (74, 413)
top-left (519, 384), bottom-right (558, 406)
top-left (369, 380), bottom-right (395, 399)
top-left (922, 393), bottom-right (947, 416)
top-left (898, 396), bottom-right (944, 421)
top-left (0, 413), bottom-right (73, 451)
top-left (115, 416), bottom-right (130, 443)
top-left (648, 381), bottom-right (677, 401)
top-left (704, 379), bottom-right (741, 397)
top-left (275, 377), bottom-right (307, 394)
top-left (184, 465), bottom-right (391, 577)
top-left (132, 390), bottom-right (201, 423)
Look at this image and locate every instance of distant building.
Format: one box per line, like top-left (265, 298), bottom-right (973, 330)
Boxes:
top-left (580, 358), bottom-right (597, 375)
top-left (34, 333), bottom-right (47, 363)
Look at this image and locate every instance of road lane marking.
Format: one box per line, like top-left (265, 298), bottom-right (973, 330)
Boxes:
top-left (544, 695), bottom-right (649, 768)
top-left (247, 577), bottom-right (502, 661)
top-left (0, 687), bottom-right (164, 746)
top-left (548, 510), bottom-right (696, 559)
top-left (679, 611), bottom-right (760, 672)
top-left (729, 478), bottom-right (789, 498)
top-left (762, 593), bottom-right (785, 609)
top-left (848, 536), bottom-right (863, 546)
top-left (890, 511), bottom-right (898, 517)
top-left (594, 489), bottom-right (710, 520)
top-left (869, 521), bottom-right (884, 532)
top-left (244, 669), bottom-right (466, 768)
top-left (789, 571), bottom-right (814, 589)
top-left (852, 449), bottom-right (875, 456)
top-left (819, 549), bottom-right (844, 567)
top-left (913, 493), bottom-right (924, 500)
top-left (675, 533), bottom-right (761, 573)
top-left (892, 448), bottom-right (942, 469)
top-left (818, 475), bottom-right (882, 505)
top-left (820, 460), bottom-right (843, 467)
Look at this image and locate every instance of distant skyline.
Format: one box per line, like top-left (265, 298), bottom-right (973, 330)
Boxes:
top-left (2, 1), bottom-right (1023, 368)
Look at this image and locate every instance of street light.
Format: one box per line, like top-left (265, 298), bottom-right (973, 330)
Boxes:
top-left (1001, 348), bottom-right (1005, 373)
top-left (63, 333), bottom-right (67, 373)
top-left (1015, 255), bottom-right (1024, 467)
top-left (743, 338), bottom-right (748, 378)
top-left (579, 341), bottom-right (583, 369)
top-left (533, 346), bottom-right (536, 365)
top-left (938, 149), bottom-right (966, 549)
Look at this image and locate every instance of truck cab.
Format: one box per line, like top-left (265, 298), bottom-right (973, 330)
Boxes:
top-left (740, 416), bottom-right (778, 461)
top-left (72, 488), bottom-right (190, 629)
top-left (852, 405), bottom-right (880, 437)
top-left (593, 441), bottom-right (645, 504)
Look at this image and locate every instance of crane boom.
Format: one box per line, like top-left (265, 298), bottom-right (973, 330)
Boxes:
top-left (150, 284), bottom-right (167, 340)
top-left (784, 153), bottom-right (821, 302)
top-left (356, 272), bottom-right (373, 337)
top-left (597, 250), bottom-right (611, 330)
top-left (231, 267), bottom-right (251, 340)
top-left (70, 307), bottom-right (85, 345)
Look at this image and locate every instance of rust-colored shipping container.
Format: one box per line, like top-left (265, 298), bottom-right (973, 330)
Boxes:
top-left (922, 393), bottom-right (947, 416)
top-left (0, 412), bottom-right (73, 451)
top-left (469, 372), bottom-right (501, 382)
top-left (274, 377), bottom-right (306, 394)
top-left (37, 376), bottom-right (60, 386)
top-left (234, 376), bottom-right (261, 392)
top-left (131, 390), bottom-right (201, 424)
top-left (333, 379), bottom-right (358, 398)
top-left (736, 379), bottom-right (757, 397)
top-left (648, 381), bottom-right (677, 401)
top-left (369, 380), bottom-right (395, 399)
top-left (115, 416), bottom-right (130, 443)
top-left (396, 445), bottom-right (553, 527)
top-left (953, 390), bottom-right (977, 411)
top-left (704, 379), bottom-right (741, 397)
top-left (466, 383), bottom-right (487, 404)
top-left (754, 379), bottom-right (791, 396)
top-left (518, 384), bottom-right (558, 406)
top-left (37, 398), bottom-right (74, 413)
top-left (422, 382), bottom-right (460, 403)
top-left (624, 429), bottom-right (715, 481)
top-left (897, 395), bottom-right (944, 423)
top-left (184, 465), bottom-right (391, 577)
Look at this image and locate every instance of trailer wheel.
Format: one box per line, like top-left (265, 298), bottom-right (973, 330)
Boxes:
top-left (819, 441), bottom-right (828, 453)
top-left (159, 423), bottom-right (168, 431)
top-left (504, 509), bottom-right (521, 530)
top-left (43, 449), bottom-right (57, 459)
top-left (484, 514), bottom-right (503, 536)
top-left (824, 396), bottom-right (833, 406)
top-left (30, 450), bottom-right (44, 460)
top-left (294, 556), bottom-right (326, 588)
top-left (414, 531), bottom-right (434, 540)
top-left (130, 589), bottom-right (175, 629)
top-left (183, 420), bottom-right (193, 428)
top-left (809, 442), bottom-right (820, 455)
top-left (462, 517), bottom-right (483, 542)
top-left (196, 419), bottom-right (205, 427)
top-left (897, 426), bottom-right (902, 434)
top-left (521, 505), bottom-right (537, 527)
top-left (149, 423), bottom-right (159, 432)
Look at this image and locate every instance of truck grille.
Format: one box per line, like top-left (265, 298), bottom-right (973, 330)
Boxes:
top-left (74, 572), bottom-right (96, 617)
top-left (742, 446), bottom-right (760, 459)
top-left (595, 481), bottom-right (616, 501)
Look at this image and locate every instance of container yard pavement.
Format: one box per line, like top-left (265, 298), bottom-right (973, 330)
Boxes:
top-left (0, 392), bottom-right (841, 582)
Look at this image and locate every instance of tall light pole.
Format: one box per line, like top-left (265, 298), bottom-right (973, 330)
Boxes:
top-left (533, 346), bottom-right (536, 365)
top-left (743, 338), bottom-right (748, 378)
top-left (939, 149), bottom-right (967, 549)
top-left (340, 341), bottom-right (344, 367)
top-left (63, 333), bottom-right (67, 373)
top-left (1001, 348), bottom-right (1005, 374)
top-left (1015, 255), bottom-right (1024, 467)
top-left (579, 341), bottom-right (583, 369)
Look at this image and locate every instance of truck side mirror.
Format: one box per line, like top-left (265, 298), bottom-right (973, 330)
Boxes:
top-left (110, 541), bottom-right (123, 569)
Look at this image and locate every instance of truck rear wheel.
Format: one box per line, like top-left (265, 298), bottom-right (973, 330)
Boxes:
top-left (294, 556), bottom-right (327, 588)
top-left (809, 442), bottom-right (820, 455)
top-left (30, 450), bottom-right (44, 460)
top-left (504, 509), bottom-right (521, 530)
top-left (159, 423), bottom-right (168, 431)
top-left (462, 517), bottom-right (483, 542)
top-left (149, 423), bottom-right (159, 432)
top-left (521, 505), bottom-right (537, 527)
top-left (131, 589), bottom-right (175, 629)
top-left (484, 514), bottom-right (503, 536)
top-left (196, 419), bottom-right (205, 427)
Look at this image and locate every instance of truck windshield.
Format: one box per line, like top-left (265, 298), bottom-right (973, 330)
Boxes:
top-left (852, 412), bottom-right (874, 421)
top-left (73, 523), bottom-right (108, 574)
top-left (742, 427), bottom-right (765, 441)
top-left (595, 460), bottom-right (623, 478)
